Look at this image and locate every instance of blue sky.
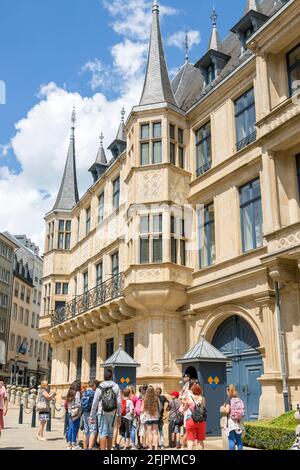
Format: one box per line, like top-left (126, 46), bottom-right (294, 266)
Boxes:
top-left (0, 0), bottom-right (249, 248)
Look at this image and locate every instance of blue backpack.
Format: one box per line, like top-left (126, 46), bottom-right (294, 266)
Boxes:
top-left (81, 389), bottom-right (95, 412)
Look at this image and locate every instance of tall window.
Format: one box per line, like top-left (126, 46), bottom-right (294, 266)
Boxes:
top-left (10, 333), bottom-right (15, 351)
top-left (235, 88), bottom-right (256, 151)
top-left (170, 143), bottom-right (176, 165)
top-left (207, 62), bottom-right (216, 85)
top-left (111, 252), bottom-right (119, 277)
top-left (171, 215), bottom-right (186, 266)
top-left (83, 272), bottom-right (89, 293)
top-left (287, 44), bottom-right (300, 96)
top-left (98, 192), bottom-right (105, 224)
top-left (240, 178), bottom-right (263, 253)
top-left (96, 262), bottom-right (103, 286)
top-left (90, 343), bottom-right (97, 380)
top-left (31, 312), bottom-right (36, 328)
top-left (76, 347), bottom-right (82, 381)
top-left (195, 122), bottom-right (212, 177)
top-left (58, 220), bottom-right (71, 250)
top-left (198, 203), bottom-right (215, 269)
top-left (140, 122), bottom-right (162, 165)
top-left (296, 154), bottom-right (300, 198)
top-left (19, 307), bottom-right (24, 324)
top-left (47, 221), bottom-right (54, 251)
top-left (25, 310), bottom-right (29, 326)
top-left (140, 214), bottom-right (163, 264)
top-left (13, 303), bottom-right (17, 320)
top-left (113, 177), bottom-right (120, 210)
top-left (178, 128), bottom-right (185, 169)
top-left (86, 207), bottom-right (91, 235)
top-left (106, 338), bottom-right (114, 360)
top-left (125, 333), bottom-right (134, 358)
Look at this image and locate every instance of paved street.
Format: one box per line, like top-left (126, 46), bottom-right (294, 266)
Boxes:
top-left (0, 404), bottom-right (227, 451)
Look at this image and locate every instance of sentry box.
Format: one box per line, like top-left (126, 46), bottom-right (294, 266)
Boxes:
top-left (101, 344), bottom-right (141, 390)
top-left (177, 335), bottom-right (229, 437)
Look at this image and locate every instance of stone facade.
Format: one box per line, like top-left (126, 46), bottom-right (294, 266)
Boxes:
top-left (40, 0), bottom-right (300, 419)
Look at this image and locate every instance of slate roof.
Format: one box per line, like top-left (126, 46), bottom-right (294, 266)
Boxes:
top-left (101, 345), bottom-right (141, 368)
top-left (177, 336), bottom-right (228, 364)
top-left (139, 1), bottom-right (177, 107)
top-left (172, 0), bottom-right (285, 112)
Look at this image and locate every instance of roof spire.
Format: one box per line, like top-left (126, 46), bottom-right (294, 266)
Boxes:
top-left (139, 0), bottom-right (177, 107)
top-left (208, 7), bottom-right (222, 51)
top-left (52, 108), bottom-right (79, 211)
top-left (121, 107), bottom-right (125, 124)
top-left (185, 31), bottom-right (190, 62)
top-left (95, 131), bottom-right (107, 164)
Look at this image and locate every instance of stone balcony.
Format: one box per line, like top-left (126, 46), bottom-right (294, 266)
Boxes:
top-left (266, 222), bottom-right (300, 258)
top-left (257, 97), bottom-right (300, 141)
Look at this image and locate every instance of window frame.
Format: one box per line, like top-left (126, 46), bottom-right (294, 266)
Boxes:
top-left (198, 203), bottom-right (216, 269)
top-left (239, 178), bottom-right (263, 254)
top-left (287, 43), bottom-right (300, 97)
top-left (195, 122), bottom-right (212, 177)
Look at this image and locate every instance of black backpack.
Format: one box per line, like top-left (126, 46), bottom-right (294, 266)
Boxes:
top-left (192, 398), bottom-right (207, 423)
top-left (101, 385), bottom-right (117, 412)
top-left (174, 412), bottom-right (184, 427)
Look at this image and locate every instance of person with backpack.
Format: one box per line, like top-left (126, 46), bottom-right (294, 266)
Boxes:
top-left (167, 391), bottom-right (182, 449)
top-left (116, 387), bottom-right (134, 450)
top-left (224, 384), bottom-right (245, 451)
top-left (90, 369), bottom-right (121, 450)
top-left (183, 383), bottom-right (207, 450)
top-left (81, 380), bottom-right (97, 450)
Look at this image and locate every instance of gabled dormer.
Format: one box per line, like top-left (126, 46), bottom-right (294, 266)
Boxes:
top-left (89, 132), bottom-right (109, 184)
top-left (108, 108), bottom-right (127, 160)
top-left (231, 0), bottom-right (269, 55)
top-left (195, 9), bottom-right (230, 88)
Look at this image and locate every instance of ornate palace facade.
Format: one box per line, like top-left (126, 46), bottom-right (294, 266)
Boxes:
top-left (40, 0), bottom-right (300, 420)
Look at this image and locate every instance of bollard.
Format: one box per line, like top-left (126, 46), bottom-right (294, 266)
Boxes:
top-left (31, 404), bottom-right (37, 428)
top-left (46, 410), bottom-right (51, 432)
top-left (10, 385), bottom-right (16, 404)
top-left (18, 403), bottom-right (23, 424)
top-left (16, 388), bottom-right (22, 406)
top-left (23, 391), bottom-right (29, 409)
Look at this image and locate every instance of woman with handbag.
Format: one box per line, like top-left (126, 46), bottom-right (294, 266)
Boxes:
top-left (36, 380), bottom-right (56, 441)
top-left (66, 381), bottom-right (82, 450)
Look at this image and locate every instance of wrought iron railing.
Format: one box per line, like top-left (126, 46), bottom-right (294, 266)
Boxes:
top-left (236, 130), bottom-right (257, 152)
top-left (51, 272), bottom-right (125, 327)
top-left (196, 160), bottom-right (212, 177)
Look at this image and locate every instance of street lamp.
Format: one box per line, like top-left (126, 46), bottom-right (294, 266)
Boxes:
top-left (36, 356), bottom-right (41, 387)
top-left (13, 355), bottom-right (19, 385)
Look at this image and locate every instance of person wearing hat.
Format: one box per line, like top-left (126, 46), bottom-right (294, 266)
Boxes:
top-left (167, 391), bottom-right (182, 449)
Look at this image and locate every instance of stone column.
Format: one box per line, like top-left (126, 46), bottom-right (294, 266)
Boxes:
top-left (261, 150), bottom-right (281, 235)
top-left (256, 53), bottom-right (271, 121)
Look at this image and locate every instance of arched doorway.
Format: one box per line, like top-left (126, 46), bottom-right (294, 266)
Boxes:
top-left (212, 315), bottom-right (263, 420)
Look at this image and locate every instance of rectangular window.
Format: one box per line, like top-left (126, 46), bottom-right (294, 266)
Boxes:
top-left (125, 333), bottom-right (134, 359)
top-left (10, 333), bottom-right (15, 351)
top-left (111, 252), bottom-right (119, 277)
top-left (152, 141), bottom-right (162, 164)
top-left (198, 203), bottom-right (216, 269)
top-left (296, 154), bottom-right (300, 198)
top-left (171, 237), bottom-right (177, 264)
top-left (195, 122), bottom-right (212, 177)
top-left (86, 207), bottom-right (91, 235)
top-left (96, 262), bottom-right (103, 286)
top-left (20, 286), bottom-right (25, 301)
top-left (179, 147), bottom-right (184, 169)
top-left (83, 272), bottom-right (89, 293)
top-left (58, 220), bottom-right (72, 250)
top-left (25, 310), bottom-right (29, 326)
top-left (76, 347), bottom-right (82, 381)
top-left (31, 312), bottom-right (36, 328)
top-left (207, 62), bottom-right (216, 84)
top-left (141, 124), bottom-right (150, 140)
top-left (140, 237), bottom-right (150, 264)
top-left (170, 124), bottom-right (175, 140)
top-left (90, 343), bottom-right (97, 380)
top-left (113, 177), bottom-right (120, 210)
top-left (98, 193), bottom-right (105, 224)
top-left (178, 128), bottom-right (184, 145)
top-left (153, 122), bottom-right (162, 139)
top-left (55, 283), bottom-right (61, 295)
top-left (153, 236), bottom-right (163, 263)
top-left (19, 307), bottom-right (24, 324)
top-left (141, 142), bottom-right (150, 165)
top-left (13, 303), bottom-right (17, 320)
top-left (43, 343), bottom-right (47, 361)
top-left (287, 44), bottom-right (300, 97)
top-left (170, 143), bottom-right (176, 165)
top-left (106, 338), bottom-right (114, 360)
top-left (26, 289), bottom-right (30, 304)
top-left (36, 315), bottom-right (39, 329)
top-left (63, 283), bottom-right (68, 295)
top-left (235, 88), bottom-right (256, 151)
top-left (180, 239), bottom-right (186, 266)
top-left (34, 340), bottom-right (38, 358)
top-left (240, 178), bottom-right (263, 253)
top-left (139, 214), bottom-right (163, 264)
top-left (0, 319), bottom-right (5, 334)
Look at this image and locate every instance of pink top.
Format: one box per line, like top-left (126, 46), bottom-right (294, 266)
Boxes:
top-left (131, 394), bottom-right (138, 406)
top-left (0, 386), bottom-right (7, 410)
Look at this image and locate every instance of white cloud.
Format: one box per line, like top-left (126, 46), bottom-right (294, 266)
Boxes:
top-left (167, 30), bottom-right (201, 50)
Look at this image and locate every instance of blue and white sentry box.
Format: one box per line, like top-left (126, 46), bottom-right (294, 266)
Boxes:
top-left (101, 344), bottom-right (141, 390)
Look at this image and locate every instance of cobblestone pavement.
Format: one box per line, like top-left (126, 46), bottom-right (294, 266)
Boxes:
top-left (0, 404), bottom-right (228, 451)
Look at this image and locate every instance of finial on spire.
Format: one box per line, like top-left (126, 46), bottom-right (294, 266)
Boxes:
top-left (71, 106), bottom-right (76, 128)
top-left (121, 107), bottom-right (126, 123)
top-left (185, 31), bottom-right (190, 62)
top-left (211, 6), bottom-right (218, 27)
top-left (100, 132), bottom-right (104, 148)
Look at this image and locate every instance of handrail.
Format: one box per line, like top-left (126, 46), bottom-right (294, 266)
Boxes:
top-left (51, 272), bottom-right (124, 327)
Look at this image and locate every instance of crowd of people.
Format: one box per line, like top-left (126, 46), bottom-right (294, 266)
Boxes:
top-left (0, 374), bottom-right (246, 451)
top-left (37, 370), bottom-right (245, 451)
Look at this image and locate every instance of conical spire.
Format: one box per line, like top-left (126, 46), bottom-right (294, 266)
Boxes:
top-left (139, 0), bottom-right (177, 107)
top-left (245, 0), bottom-right (258, 13)
top-left (52, 107), bottom-right (79, 211)
top-left (208, 7), bottom-right (222, 51)
top-left (95, 132), bottom-right (107, 165)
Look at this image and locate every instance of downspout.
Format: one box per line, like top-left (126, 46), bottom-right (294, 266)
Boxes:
top-left (274, 280), bottom-right (290, 412)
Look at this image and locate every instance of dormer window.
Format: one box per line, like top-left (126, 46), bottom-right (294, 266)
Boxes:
top-left (207, 62), bottom-right (216, 85)
top-left (231, 10), bottom-right (269, 55)
top-left (196, 51), bottom-right (230, 88)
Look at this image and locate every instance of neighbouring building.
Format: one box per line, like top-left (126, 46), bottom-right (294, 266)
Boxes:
top-left (0, 233), bottom-right (17, 380)
top-left (40, 0), bottom-right (300, 421)
top-left (5, 233), bottom-right (49, 387)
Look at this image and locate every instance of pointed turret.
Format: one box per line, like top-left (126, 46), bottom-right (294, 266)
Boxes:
top-left (52, 108), bottom-right (79, 211)
top-left (89, 132), bottom-right (109, 184)
top-left (208, 8), bottom-right (222, 52)
top-left (108, 108), bottom-right (127, 160)
top-left (139, 0), bottom-right (177, 107)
